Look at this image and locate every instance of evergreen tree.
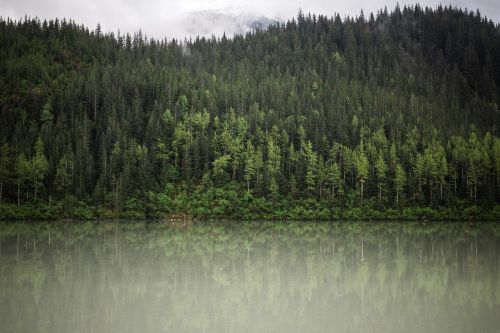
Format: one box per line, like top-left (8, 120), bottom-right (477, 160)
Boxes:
top-left (394, 163), bottom-right (406, 206)
top-left (0, 6), bottom-right (498, 215)
top-left (0, 143), bottom-right (10, 203)
top-left (375, 152), bottom-right (387, 200)
top-left (15, 154), bottom-right (30, 206)
top-left (244, 141), bottom-right (256, 192)
top-left (354, 148), bottom-right (369, 202)
top-left (304, 141), bottom-right (318, 196)
top-left (54, 154), bottom-right (74, 196)
top-left (30, 137), bottom-right (48, 200)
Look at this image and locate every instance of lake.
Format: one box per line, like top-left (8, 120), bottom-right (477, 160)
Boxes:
top-left (0, 221), bottom-right (499, 333)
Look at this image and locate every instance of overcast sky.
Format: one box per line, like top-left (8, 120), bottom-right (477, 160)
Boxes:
top-left (2, 1), bottom-right (499, 40)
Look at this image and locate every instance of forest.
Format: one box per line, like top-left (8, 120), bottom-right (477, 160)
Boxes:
top-left (0, 4), bottom-right (499, 219)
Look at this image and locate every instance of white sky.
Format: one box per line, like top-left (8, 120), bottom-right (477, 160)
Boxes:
top-left (1, 1), bottom-right (499, 39)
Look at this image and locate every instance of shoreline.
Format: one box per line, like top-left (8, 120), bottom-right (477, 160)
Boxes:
top-left (1, 202), bottom-right (499, 222)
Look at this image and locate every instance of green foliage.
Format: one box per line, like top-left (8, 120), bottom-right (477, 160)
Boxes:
top-left (212, 155), bottom-right (231, 179)
top-left (375, 152), bottom-right (387, 200)
top-left (0, 6), bottom-right (499, 218)
top-left (0, 142), bottom-right (11, 203)
top-left (54, 154), bottom-right (73, 196)
top-left (304, 141), bottom-right (318, 195)
top-left (30, 137), bottom-right (48, 199)
top-left (394, 163), bottom-right (406, 206)
top-left (354, 148), bottom-right (369, 201)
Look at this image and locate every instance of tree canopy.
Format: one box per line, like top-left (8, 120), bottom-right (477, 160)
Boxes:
top-left (0, 4), bottom-right (499, 218)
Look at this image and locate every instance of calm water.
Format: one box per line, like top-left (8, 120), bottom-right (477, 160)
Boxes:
top-left (0, 221), bottom-right (499, 333)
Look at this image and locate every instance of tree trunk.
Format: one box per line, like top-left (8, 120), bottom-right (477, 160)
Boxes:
top-left (185, 145), bottom-right (190, 179)
top-left (17, 180), bottom-right (20, 207)
top-left (461, 165), bottom-right (464, 191)
top-left (94, 86), bottom-right (97, 120)
top-left (0, 180), bottom-right (2, 203)
top-left (360, 181), bottom-right (364, 202)
top-left (429, 180), bottom-right (433, 204)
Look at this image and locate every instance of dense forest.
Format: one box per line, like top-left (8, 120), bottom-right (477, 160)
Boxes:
top-left (0, 4), bottom-right (499, 219)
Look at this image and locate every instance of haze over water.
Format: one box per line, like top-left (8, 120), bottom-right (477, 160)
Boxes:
top-left (0, 221), bottom-right (499, 333)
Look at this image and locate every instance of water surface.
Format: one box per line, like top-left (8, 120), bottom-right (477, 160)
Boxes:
top-left (0, 221), bottom-right (499, 333)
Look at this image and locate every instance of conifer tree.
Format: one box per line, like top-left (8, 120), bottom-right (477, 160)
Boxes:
top-left (31, 137), bottom-right (48, 200)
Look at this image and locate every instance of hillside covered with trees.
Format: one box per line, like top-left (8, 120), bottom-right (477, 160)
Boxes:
top-left (0, 4), bottom-right (499, 219)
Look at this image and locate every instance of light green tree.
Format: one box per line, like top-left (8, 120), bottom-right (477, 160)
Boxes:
top-left (254, 146), bottom-right (264, 191)
top-left (317, 155), bottom-right (327, 199)
top-left (15, 153), bottom-right (30, 206)
top-left (423, 139), bottom-right (447, 203)
top-left (438, 155), bottom-right (448, 200)
top-left (413, 153), bottom-right (426, 195)
top-left (212, 155), bottom-right (231, 180)
top-left (0, 143), bottom-right (10, 203)
top-left (328, 160), bottom-right (341, 200)
top-left (493, 137), bottom-right (500, 190)
top-left (31, 137), bottom-right (49, 200)
top-left (303, 141), bottom-right (318, 196)
top-left (467, 132), bottom-right (482, 202)
top-left (374, 152), bottom-right (387, 200)
top-left (354, 148), bottom-right (369, 201)
top-left (267, 137), bottom-right (281, 199)
top-left (244, 141), bottom-right (256, 192)
top-left (229, 136), bottom-right (244, 182)
top-left (173, 122), bottom-right (193, 178)
top-left (394, 163), bottom-right (406, 206)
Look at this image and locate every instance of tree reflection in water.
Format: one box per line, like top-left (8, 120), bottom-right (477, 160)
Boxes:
top-left (0, 221), bottom-right (499, 333)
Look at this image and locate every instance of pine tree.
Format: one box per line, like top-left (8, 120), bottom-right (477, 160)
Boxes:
top-left (267, 137), bottom-right (281, 199)
top-left (354, 148), bottom-right (369, 202)
top-left (212, 155), bottom-right (230, 180)
top-left (0, 143), bottom-right (10, 203)
top-left (328, 161), bottom-right (341, 200)
top-left (244, 141), bottom-right (256, 192)
top-left (375, 152), bottom-right (387, 200)
top-left (493, 137), bottom-right (500, 192)
top-left (31, 137), bottom-right (49, 200)
top-left (54, 154), bottom-right (74, 196)
top-left (15, 154), bottom-right (30, 206)
top-left (304, 141), bottom-right (318, 196)
top-left (394, 163), bottom-right (406, 206)
top-left (467, 132), bottom-right (482, 202)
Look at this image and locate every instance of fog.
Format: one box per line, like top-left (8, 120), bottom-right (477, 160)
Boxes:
top-left (1, 1), bottom-right (499, 39)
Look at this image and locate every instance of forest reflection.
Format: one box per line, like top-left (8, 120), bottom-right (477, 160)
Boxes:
top-left (0, 221), bottom-right (499, 333)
